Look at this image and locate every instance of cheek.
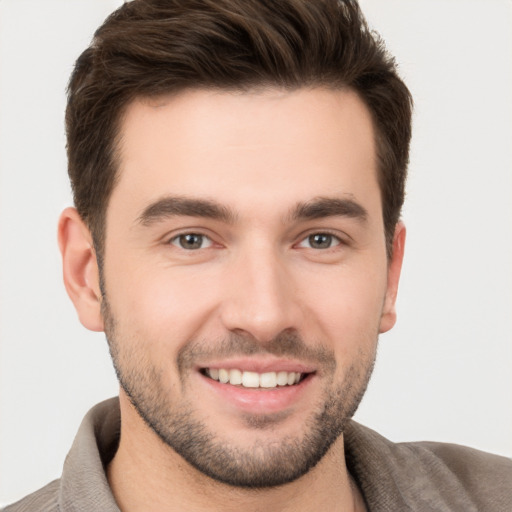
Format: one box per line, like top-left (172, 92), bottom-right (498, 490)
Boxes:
top-left (303, 264), bottom-right (387, 347)
top-left (105, 260), bottom-right (224, 351)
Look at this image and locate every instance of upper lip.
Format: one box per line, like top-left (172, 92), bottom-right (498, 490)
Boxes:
top-left (196, 357), bottom-right (316, 374)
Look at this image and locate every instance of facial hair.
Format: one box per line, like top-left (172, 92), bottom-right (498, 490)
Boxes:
top-left (102, 296), bottom-right (377, 489)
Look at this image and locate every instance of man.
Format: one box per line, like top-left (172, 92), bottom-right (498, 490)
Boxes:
top-left (3, 0), bottom-right (511, 510)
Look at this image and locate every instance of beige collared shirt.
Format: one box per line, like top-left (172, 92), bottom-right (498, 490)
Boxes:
top-left (4, 398), bottom-right (512, 511)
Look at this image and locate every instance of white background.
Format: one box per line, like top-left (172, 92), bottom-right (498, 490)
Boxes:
top-left (1, 0), bottom-right (511, 505)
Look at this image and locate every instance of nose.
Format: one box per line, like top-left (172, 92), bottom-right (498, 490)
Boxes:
top-left (219, 244), bottom-right (302, 343)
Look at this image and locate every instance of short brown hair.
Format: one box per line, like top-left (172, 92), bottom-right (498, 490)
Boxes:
top-left (66, 0), bottom-right (412, 258)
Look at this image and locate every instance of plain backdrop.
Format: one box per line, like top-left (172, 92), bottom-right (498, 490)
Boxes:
top-left (1, 0), bottom-right (511, 505)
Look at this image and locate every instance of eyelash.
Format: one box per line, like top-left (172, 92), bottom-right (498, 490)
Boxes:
top-left (296, 232), bottom-right (344, 250)
top-left (168, 232), bottom-right (213, 250)
top-left (167, 230), bottom-right (346, 251)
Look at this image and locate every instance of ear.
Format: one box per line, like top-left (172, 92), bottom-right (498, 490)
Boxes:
top-left (379, 222), bottom-right (406, 334)
top-left (58, 207), bottom-right (104, 332)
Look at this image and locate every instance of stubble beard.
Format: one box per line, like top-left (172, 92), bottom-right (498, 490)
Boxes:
top-left (102, 297), bottom-right (377, 489)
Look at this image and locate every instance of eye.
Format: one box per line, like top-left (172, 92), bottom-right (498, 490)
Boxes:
top-left (298, 233), bottom-right (342, 250)
top-left (169, 233), bottom-right (213, 250)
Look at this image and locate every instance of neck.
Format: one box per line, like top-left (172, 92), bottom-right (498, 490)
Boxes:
top-left (107, 393), bottom-right (366, 512)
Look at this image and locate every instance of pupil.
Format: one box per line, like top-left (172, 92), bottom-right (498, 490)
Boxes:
top-left (180, 234), bottom-right (202, 249)
top-left (310, 234), bottom-right (331, 249)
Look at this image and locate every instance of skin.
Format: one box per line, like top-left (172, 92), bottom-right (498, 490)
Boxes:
top-left (58, 87), bottom-right (405, 511)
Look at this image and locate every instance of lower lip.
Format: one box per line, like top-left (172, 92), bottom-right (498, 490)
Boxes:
top-left (199, 373), bottom-right (314, 414)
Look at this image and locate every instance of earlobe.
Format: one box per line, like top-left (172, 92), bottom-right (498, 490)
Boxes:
top-left (58, 207), bottom-right (104, 332)
top-left (379, 222), bottom-right (406, 334)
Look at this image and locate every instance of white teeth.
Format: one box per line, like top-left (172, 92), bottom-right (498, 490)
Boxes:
top-left (260, 372), bottom-right (277, 388)
top-left (229, 369), bottom-right (243, 385)
top-left (218, 368), bottom-right (229, 384)
top-left (205, 368), bottom-right (304, 388)
top-left (276, 371), bottom-right (289, 386)
top-left (242, 371), bottom-right (260, 388)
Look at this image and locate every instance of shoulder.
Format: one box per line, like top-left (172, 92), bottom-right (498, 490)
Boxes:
top-left (345, 421), bottom-right (512, 511)
top-left (411, 440), bottom-right (512, 509)
top-left (2, 480), bottom-right (60, 512)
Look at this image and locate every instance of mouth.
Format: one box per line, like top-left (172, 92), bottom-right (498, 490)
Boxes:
top-left (197, 362), bottom-right (317, 415)
top-left (200, 368), bottom-right (311, 389)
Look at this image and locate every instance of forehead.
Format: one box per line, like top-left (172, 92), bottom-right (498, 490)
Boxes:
top-left (113, 87), bottom-right (379, 221)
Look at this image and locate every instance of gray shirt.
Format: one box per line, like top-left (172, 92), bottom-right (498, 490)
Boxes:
top-left (4, 398), bottom-right (512, 511)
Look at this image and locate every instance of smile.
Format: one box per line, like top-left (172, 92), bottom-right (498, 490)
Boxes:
top-left (202, 368), bottom-right (307, 389)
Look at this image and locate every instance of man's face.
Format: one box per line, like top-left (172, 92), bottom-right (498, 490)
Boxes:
top-left (99, 88), bottom-right (402, 487)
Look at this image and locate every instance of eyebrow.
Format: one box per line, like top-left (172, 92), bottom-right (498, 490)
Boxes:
top-left (289, 196), bottom-right (368, 223)
top-left (137, 194), bottom-right (368, 227)
top-left (137, 196), bottom-right (237, 226)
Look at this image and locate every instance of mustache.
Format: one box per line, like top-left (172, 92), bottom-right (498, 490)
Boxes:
top-left (177, 330), bottom-right (336, 372)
